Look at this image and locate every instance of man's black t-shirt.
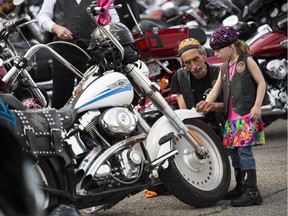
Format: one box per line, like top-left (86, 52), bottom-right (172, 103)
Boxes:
top-left (190, 71), bottom-right (213, 102)
top-left (171, 63), bottom-right (220, 122)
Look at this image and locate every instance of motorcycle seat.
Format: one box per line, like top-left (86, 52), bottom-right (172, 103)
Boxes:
top-left (58, 105), bottom-right (77, 129)
top-left (0, 93), bottom-right (26, 110)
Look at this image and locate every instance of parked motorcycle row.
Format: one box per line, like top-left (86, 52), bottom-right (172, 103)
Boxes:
top-left (0, 0), bottom-right (286, 215)
top-left (132, 0), bottom-right (287, 127)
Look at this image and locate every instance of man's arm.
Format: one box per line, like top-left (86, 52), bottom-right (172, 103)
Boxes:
top-left (37, 0), bottom-right (56, 32)
top-left (196, 101), bottom-right (224, 114)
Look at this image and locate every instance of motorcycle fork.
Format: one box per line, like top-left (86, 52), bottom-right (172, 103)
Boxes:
top-left (127, 64), bottom-right (208, 159)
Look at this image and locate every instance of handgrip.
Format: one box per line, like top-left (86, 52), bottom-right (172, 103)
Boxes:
top-left (2, 17), bottom-right (31, 30)
top-left (1, 66), bottom-right (18, 83)
top-left (88, 6), bottom-right (106, 16)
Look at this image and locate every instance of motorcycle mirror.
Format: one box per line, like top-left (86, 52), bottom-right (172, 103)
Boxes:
top-left (13, 0), bottom-right (24, 6)
top-left (222, 15), bottom-right (239, 26)
top-left (280, 39), bottom-right (288, 48)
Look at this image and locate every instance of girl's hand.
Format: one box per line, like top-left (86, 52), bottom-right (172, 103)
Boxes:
top-left (250, 105), bottom-right (261, 119)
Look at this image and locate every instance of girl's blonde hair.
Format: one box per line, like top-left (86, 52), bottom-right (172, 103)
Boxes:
top-left (234, 40), bottom-right (250, 55)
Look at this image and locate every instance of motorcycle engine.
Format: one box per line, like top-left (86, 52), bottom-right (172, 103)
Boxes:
top-left (263, 59), bottom-right (288, 107)
top-left (98, 107), bottom-right (138, 136)
top-left (266, 58), bottom-right (288, 80)
top-left (92, 146), bottom-right (143, 186)
top-left (76, 108), bottom-right (143, 186)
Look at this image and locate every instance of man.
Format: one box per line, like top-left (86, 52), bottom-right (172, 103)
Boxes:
top-left (37, 0), bottom-right (119, 109)
top-left (171, 38), bottom-right (224, 134)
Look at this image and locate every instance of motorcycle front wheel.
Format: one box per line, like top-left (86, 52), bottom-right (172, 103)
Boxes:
top-left (160, 119), bottom-right (231, 207)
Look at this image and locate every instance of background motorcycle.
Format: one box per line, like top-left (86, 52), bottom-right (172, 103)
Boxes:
top-left (0, 0), bottom-right (54, 109)
top-left (0, 0), bottom-right (52, 82)
top-left (0, 15), bottom-right (49, 108)
top-left (1, 0), bottom-right (230, 213)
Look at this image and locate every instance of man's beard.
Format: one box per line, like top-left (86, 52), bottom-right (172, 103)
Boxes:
top-left (191, 66), bottom-right (204, 74)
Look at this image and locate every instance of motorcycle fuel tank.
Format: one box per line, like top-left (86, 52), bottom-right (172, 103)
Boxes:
top-left (74, 72), bottom-right (134, 113)
top-left (250, 31), bottom-right (287, 58)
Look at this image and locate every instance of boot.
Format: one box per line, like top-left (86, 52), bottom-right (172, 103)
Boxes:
top-left (223, 168), bottom-right (244, 200)
top-left (231, 169), bottom-right (263, 207)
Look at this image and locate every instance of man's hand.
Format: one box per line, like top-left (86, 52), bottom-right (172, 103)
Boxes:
top-left (196, 101), bottom-right (223, 114)
top-left (52, 24), bottom-right (73, 40)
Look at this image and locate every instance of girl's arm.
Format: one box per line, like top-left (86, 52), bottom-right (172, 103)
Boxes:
top-left (205, 71), bottom-right (222, 102)
top-left (247, 56), bottom-right (266, 119)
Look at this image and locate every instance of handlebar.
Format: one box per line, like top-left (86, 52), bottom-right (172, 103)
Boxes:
top-left (87, 5), bottom-right (106, 16)
top-left (1, 65), bottom-right (18, 83)
top-left (87, 3), bottom-right (122, 16)
top-left (87, 2), bottom-right (125, 60)
top-left (2, 44), bottom-right (84, 84)
top-left (0, 17), bottom-right (31, 39)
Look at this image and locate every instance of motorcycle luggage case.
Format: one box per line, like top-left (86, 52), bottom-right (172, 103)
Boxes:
top-left (133, 27), bottom-right (189, 60)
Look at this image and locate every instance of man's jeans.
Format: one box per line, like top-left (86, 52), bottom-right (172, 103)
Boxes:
top-left (229, 146), bottom-right (256, 170)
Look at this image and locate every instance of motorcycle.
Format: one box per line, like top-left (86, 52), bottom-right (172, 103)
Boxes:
top-left (206, 14), bottom-right (288, 126)
top-left (0, 0), bottom-right (230, 212)
top-left (0, 15), bottom-right (49, 108)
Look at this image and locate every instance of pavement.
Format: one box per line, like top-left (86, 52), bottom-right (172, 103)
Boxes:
top-left (81, 118), bottom-right (287, 216)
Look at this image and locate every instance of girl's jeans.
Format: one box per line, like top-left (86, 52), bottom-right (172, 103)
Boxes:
top-left (229, 146), bottom-right (256, 170)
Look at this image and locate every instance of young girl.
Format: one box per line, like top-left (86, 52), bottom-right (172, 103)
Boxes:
top-left (197, 26), bottom-right (266, 207)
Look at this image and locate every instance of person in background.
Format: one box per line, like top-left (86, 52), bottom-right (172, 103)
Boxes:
top-left (37, 0), bottom-right (119, 109)
top-left (196, 26), bottom-right (265, 207)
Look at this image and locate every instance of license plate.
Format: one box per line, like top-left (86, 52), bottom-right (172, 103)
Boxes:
top-left (147, 62), bottom-right (161, 78)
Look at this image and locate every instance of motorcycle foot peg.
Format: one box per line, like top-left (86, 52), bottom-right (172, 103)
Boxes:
top-left (159, 132), bottom-right (174, 145)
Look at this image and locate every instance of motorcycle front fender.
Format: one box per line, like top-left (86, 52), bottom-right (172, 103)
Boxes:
top-left (145, 108), bottom-right (203, 161)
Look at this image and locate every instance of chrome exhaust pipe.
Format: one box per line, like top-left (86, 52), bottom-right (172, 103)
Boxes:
top-left (74, 145), bottom-right (102, 183)
top-left (261, 104), bottom-right (287, 116)
top-left (80, 133), bottom-right (147, 189)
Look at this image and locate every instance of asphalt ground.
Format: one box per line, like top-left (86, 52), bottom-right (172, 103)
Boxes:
top-left (81, 118), bottom-right (287, 216)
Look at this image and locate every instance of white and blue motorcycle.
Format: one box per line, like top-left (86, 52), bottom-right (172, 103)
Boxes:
top-left (0, 0), bottom-right (230, 212)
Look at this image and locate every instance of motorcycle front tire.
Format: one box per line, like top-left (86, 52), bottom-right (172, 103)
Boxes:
top-left (160, 118), bottom-right (231, 207)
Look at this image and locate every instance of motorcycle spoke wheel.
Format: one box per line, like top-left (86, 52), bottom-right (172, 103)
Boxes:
top-left (160, 119), bottom-right (231, 207)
